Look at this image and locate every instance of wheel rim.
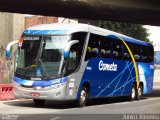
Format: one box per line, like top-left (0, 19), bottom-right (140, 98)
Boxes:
top-left (131, 87), bottom-right (136, 99)
top-left (80, 89), bottom-right (86, 104)
top-left (138, 86), bottom-right (142, 98)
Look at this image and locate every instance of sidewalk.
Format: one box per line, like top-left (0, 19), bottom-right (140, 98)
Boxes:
top-left (154, 69), bottom-right (160, 82)
top-left (0, 98), bottom-right (32, 103)
top-left (153, 82), bottom-right (160, 89)
top-left (149, 70), bottom-right (160, 96)
top-left (153, 69), bottom-right (160, 89)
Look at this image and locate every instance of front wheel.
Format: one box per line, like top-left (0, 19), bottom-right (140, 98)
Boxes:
top-left (76, 87), bottom-right (88, 107)
top-left (33, 99), bottom-right (45, 106)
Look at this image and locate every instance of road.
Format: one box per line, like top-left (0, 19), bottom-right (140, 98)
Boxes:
top-left (0, 82), bottom-right (160, 120)
top-left (0, 92), bottom-right (160, 120)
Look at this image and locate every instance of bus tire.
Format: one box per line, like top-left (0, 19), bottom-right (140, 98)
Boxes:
top-left (136, 84), bottom-right (143, 100)
top-left (129, 85), bottom-right (136, 101)
top-left (33, 99), bottom-right (45, 106)
top-left (76, 86), bottom-right (88, 107)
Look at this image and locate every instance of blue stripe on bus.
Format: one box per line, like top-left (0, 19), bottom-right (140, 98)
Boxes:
top-left (13, 76), bottom-right (68, 87)
top-left (107, 35), bottom-right (152, 47)
top-left (23, 29), bottom-right (68, 35)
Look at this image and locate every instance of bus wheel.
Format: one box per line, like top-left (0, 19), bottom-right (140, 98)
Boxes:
top-left (76, 87), bottom-right (88, 107)
top-left (136, 85), bottom-right (143, 100)
top-left (129, 85), bottom-right (136, 101)
top-left (33, 99), bottom-right (45, 106)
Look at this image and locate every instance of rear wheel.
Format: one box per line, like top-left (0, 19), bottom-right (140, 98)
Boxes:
top-left (76, 86), bottom-right (88, 107)
top-left (136, 84), bottom-right (143, 100)
top-left (129, 85), bottom-right (136, 101)
top-left (33, 99), bottom-right (45, 106)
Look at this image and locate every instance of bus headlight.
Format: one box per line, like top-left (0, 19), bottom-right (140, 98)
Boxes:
top-left (51, 84), bottom-right (61, 89)
top-left (46, 83), bottom-right (66, 89)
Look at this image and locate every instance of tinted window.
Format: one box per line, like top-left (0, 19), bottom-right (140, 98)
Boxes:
top-left (130, 43), bottom-right (154, 63)
top-left (85, 34), bottom-right (100, 61)
top-left (130, 44), bottom-right (142, 62)
top-left (100, 37), bottom-right (112, 58)
top-left (141, 46), bottom-right (154, 63)
top-left (112, 40), bottom-right (123, 59)
top-left (123, 42), bottom-right (131, 61)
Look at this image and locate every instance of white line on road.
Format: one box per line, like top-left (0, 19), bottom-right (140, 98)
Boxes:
top-left (50, 116), bottom-right (60, 120)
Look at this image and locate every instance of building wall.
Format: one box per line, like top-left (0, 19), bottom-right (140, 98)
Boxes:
top-left (58, 17), bottom-right (78, 23)
top-left (25, 16), bottom-right (78, 28)
top-left (25, 16), bottom-right (58, 28)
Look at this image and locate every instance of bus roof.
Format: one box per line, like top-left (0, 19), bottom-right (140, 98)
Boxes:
top-left (23, 23), bottom-right (152, 47)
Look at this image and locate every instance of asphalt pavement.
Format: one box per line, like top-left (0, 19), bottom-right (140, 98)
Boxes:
top-left (0, 79), bottom-right (160, 120)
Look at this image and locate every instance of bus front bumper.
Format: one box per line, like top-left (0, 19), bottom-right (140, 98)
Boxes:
top-left (13, 82), bottom-right (69, 100)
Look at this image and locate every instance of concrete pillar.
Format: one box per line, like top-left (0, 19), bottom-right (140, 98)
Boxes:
top-left (0, 12), bottom-right (25, 83)
top-left (13, 14), bottom-right (25, 40)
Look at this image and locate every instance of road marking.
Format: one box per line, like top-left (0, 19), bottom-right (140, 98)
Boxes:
top-left (50, 116), bottom-right (60, 120)
top-left (110, 97), bottom-right (160, 105)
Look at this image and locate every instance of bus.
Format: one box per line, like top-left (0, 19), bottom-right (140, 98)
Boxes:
top-left (6, 23), bottom-right (154, 107)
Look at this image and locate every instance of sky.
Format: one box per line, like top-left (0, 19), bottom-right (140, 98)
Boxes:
top-left (144, 25), bottom-right (160, 51)
top-left (144, 25), bottom-right (160, 43)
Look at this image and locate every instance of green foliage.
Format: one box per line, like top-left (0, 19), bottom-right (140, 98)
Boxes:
top-left (98, 21), bottom-right (150, 42)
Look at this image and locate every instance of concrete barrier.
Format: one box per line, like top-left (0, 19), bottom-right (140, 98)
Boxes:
top-left (0, 84), bottom-right (15, 101)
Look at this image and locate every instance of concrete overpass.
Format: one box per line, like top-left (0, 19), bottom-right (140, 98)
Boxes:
top-left (0, 0), bottom-right (160, 25)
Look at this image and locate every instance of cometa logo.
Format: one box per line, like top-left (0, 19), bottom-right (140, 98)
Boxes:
top-left (99, 60), bottom-right (117, 71)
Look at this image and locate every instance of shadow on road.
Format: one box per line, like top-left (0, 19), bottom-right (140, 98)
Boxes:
top-left (3, 96), bottom-right (150, 109)
top-left (144, 89), bottom-right (160, 97)
top-left (3, 88), bottom-right (160, 109)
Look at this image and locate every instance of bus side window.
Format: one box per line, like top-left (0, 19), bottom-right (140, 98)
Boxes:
top-left (67, 44), bottom-right (79, 73)
top-left (123, 42), bottom-right (131, 61)
top-left (132, 45), bottom-right (154, 63)
top-left (141, 47), bottom-right (148, 62)
top-left (71, 32), bottom-right (87, 64)
top-left (132, 44), bottom-right (141, 62)
top-left (100, 37), bottom-right (112, 58)
top-left (112, 40), bottom-right (123, 59)
top-left (141, 46), bottom-right (154, 63)
top-left (148, 47), bottom-right (154, 62)
top-left (66, 32), bottom-right (87, 75)
top-left (85, 34), bottom-right (100, 61)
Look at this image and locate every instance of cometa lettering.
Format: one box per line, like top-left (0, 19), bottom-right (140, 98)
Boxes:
top-left (99, 60), bottom-right (117, 71)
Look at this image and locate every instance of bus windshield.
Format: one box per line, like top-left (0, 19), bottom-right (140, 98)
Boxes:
top-left (15, 35), bottom-right (70, 79)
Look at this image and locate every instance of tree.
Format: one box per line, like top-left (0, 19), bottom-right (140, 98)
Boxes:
top-left (98, 21), bottom-right (150, 42)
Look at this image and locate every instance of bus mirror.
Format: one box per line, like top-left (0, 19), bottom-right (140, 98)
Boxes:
top-left (64, 40), bottom-right (79, 58)
top-left (6, 40), bottom-right (19, 59)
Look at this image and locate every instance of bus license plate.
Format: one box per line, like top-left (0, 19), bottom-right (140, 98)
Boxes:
top-left (30, 92), bottom-right (40, 97)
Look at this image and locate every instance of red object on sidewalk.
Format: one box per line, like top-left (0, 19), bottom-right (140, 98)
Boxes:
top-left (0, 84), bottom-right (15, 101)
